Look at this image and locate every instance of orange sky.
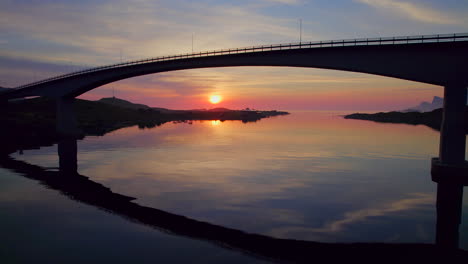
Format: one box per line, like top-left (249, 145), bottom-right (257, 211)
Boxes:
top-left (78, 67), bottom-right (442, 111)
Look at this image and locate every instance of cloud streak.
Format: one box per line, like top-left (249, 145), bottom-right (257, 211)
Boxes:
top-left (356, 0), bottom-right (466, 25)
top-left (262, 0), bottom-right (301, 5)
top-left (0, 0), bottom-right (305, 66)
top-left (314, 193), bottom-right (433, 233)
top-left (270, 193), bottom-right (434, 238)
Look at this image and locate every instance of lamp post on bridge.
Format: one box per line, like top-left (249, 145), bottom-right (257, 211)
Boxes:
top-left (299, 18), bottom-right (302, 44)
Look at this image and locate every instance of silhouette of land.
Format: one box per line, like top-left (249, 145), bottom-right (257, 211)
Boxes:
top-left (344, 106), bottom-right (468, 133)
top-left (1, 154), bottom-right (467, 264)
top-left (0, 97), bottom-right (288, 155)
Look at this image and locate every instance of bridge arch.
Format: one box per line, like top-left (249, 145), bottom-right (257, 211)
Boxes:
top-left (1, 35), bottom-right (466, 100)
top-left (57, 41), bottom-right (468, 98)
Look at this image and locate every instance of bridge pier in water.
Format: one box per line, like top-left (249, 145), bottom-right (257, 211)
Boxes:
top-left (56, 97), bottom-right (81, 175)
top-left (56, 97), bottom-right (82, 138)
top-left (432, 84), bottom-right (468, 249)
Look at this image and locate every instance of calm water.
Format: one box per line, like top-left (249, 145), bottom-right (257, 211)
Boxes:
top-left (1, 111), bottom-right (467, 263)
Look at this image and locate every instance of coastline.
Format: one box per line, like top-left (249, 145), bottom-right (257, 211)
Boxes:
top-left (344, 107), bottom-right (468, 134)
top-left (0, 97), bottom-right (289, 155)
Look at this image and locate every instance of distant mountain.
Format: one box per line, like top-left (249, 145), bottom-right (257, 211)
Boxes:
top-left (96, 98), bottom-right (231, 113)
top-left (151, 107), bottom-right (173, 113)
top-left (97, 97), bottom-right (150, 110)
top-left (402, 96), bottom-right (443, 112)
top-left (205, 107), bottom-right (232, 112)
top-left (153, 107), bottom-right (237, 114)
top-left (95, 97), bottom-right (286, 117)
top-left (403, 96), bottom-right (468, 112)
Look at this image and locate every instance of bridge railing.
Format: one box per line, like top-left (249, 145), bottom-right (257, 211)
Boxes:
top-left (14, 32), bottom-right (468, 89)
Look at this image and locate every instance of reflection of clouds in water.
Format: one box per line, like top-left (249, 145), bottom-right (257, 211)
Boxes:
top-left (270, 193), bottom-right (434, 237)
top-left (105, 168), bottom-right (312, 208)
top-left (319, 193), bottom-right (434, 233)
top-left (224, 206), bottom-right (306, 225)
top-left (416, 224), bottom-right (430, 241)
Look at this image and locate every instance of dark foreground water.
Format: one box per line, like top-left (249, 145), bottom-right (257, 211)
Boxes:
top-left (1, 111), bottom-right (467, 263)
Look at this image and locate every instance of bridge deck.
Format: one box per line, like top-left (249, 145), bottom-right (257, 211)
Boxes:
top-left (13, 32), bottom-right (468, 90)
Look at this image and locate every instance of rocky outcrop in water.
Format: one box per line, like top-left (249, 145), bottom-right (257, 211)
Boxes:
top-left (344, 107), bottom-right (468, 134)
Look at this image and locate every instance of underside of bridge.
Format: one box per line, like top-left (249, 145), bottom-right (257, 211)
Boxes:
top-left (1, 39), bottom-right (467, 249)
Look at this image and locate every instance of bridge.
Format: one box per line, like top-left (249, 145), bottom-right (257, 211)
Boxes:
top-left (0, 33), bottom-right (467, 134)
top-left (1, 32), bottom-right (468, 248)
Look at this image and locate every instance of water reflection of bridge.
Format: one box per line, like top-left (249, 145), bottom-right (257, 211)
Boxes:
top-left (1, 139), bottom-right (467, 263)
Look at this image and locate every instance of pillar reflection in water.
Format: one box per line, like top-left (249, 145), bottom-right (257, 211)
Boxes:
top-left (58, 138), bottom-right (77, 174)
top-left (435, 182), bottom-right (464, 249)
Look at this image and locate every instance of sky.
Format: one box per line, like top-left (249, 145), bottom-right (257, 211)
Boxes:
top-left (1, 0), bottom-right (467, 111)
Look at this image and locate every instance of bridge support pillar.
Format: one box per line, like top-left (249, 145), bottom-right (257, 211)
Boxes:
top-left (56, 97), bottom-right (82, 138)
top-left (432, 84), bottom-right (467, 250)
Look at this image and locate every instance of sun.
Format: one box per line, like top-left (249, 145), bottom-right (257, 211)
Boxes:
top-left (209, 95), bottom-right (222, 104)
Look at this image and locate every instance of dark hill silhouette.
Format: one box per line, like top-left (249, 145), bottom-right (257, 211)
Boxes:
top-left (0, 97), bottom-right (288, 155)
top-left (97, 97), bottom-right (151, 110)
top-left (97, 97), bottom-right (262, 114)
top-left (205, 107), bottom-right (232, 112)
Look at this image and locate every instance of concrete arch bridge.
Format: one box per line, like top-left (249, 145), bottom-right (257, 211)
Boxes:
top-left (1, 33), bottom-right (468, 248)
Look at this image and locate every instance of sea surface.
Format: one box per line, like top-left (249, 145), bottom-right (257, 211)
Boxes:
top-left (1, 111), bottom-right (467, 263)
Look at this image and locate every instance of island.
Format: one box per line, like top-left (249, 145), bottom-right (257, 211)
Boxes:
top-left (344, 106), bottom-right (468, 134)
top-left (0, 97), bottom-right (289, 155)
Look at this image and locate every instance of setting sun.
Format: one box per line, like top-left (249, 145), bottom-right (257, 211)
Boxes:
top-left (209, 95), bottom-right (222, 104)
